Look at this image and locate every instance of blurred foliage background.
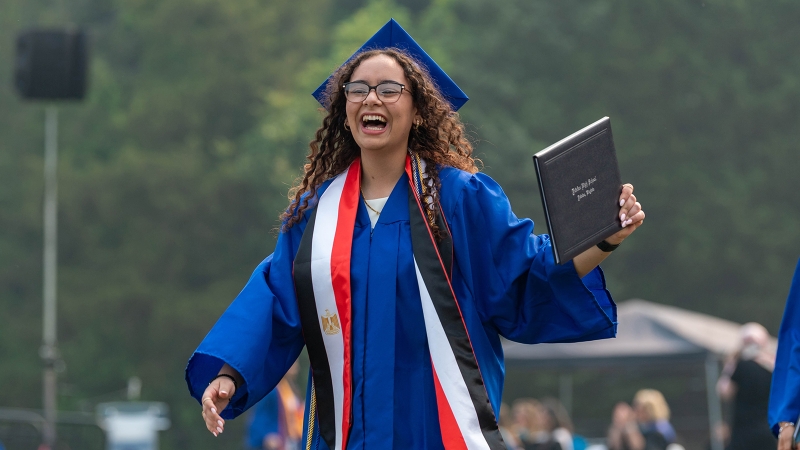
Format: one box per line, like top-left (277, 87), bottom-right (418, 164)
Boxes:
top-left (1, 0), bottom-right (799, 447)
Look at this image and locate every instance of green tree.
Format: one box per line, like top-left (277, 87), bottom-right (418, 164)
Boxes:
top-left (1, 0), bottom-right (331, 447)
top-left (448, 0), bottom-right (800, 330)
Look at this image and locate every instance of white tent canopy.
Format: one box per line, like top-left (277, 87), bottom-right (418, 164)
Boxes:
top-left (501, 299), bottom-right (776, 450)
top-left (503, 299), bottom-right (775, 367)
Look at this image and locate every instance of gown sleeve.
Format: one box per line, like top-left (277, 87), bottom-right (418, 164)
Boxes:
top-left (768, 258), bottom-right (800, 435)
top-left (445, 171), bottom-right (617, 344)
top-left (184, 227), bottom-right (305, 419)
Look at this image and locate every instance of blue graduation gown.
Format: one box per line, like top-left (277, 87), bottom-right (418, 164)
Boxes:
top-left (769, 258), bottom-right (800, 435)
top-left (186, 168), bottom-right (617, 449)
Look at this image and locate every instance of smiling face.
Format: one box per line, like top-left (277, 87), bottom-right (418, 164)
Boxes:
top-left (345, 54), bottom-right (419, 158)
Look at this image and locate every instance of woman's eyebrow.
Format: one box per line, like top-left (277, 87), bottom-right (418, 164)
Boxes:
top-left (347, 79), bottom-right (401, 84)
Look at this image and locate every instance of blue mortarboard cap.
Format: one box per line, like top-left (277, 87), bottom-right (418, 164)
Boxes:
top-left (312, 19), bottom-right (468, 111)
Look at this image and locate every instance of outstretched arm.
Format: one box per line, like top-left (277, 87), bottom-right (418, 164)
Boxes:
top-left (187, 227), bottom-right (306, 438)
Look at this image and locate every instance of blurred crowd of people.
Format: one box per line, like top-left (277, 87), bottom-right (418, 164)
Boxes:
top-left (498, 390), bottom-right (684, 450)
top-left (605, 390), bottom-right (681, 450)
top-left (499, 397), bottom-right (580, 450)
top-left (495, 319), bottom-right (787, 450)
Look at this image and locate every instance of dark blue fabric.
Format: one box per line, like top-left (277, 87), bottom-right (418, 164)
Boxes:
top-left (312, 19), bottom-right (469, 111)
top-left (769, 258), bottom-right (800, 435)
top-left (185, 168), bottom-right (617, 449)
top-left (246, 389), bottom-right (279, 449)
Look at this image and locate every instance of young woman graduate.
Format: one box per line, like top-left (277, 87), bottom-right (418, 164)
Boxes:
top-left (769, 258), bottom-right (800, 450)
top-left (187, 19), bottom-right (645, 450)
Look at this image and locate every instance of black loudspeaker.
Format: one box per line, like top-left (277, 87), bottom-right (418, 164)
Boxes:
top-left (14, 29), bottom-right (89, 100)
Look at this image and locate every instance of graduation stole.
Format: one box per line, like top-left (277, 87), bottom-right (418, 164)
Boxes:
top-left (293, 154), bottom-right (505, 450)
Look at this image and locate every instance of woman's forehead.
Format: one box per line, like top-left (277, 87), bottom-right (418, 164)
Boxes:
top-left (350, 55), bottom-right (407, 83)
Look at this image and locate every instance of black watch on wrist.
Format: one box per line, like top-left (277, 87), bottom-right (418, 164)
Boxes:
top-left (596, 240), bottom-right (620, 252)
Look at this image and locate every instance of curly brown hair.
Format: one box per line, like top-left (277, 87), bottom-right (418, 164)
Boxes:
top-left (280, 48), bottom-right (479, 232)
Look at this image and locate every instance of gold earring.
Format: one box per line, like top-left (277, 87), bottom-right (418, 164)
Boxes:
top-left (344, 122), bottom-right (350, 131)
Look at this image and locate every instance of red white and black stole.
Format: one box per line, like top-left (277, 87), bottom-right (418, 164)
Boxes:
top-left (293, 155), bottom-right (505, 450)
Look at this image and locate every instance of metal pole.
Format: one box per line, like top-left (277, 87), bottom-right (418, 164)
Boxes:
top-left (41, 105), bottom-right (59, 447)
top-left (558, 373), bottom-right (573, 417)
top-left (705, 356), bottom-right (724, 450)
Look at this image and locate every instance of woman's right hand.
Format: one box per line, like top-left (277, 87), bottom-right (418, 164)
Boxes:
top-left (778, 423), bottom-right (796, 450)
top-left (612, 402), bottom-right (635, 427)
top-left (200, 374), bottom-right (237, 437)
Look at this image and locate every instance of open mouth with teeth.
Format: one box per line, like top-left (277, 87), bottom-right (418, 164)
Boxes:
top-left (361, 114), bottom-right (387, 131)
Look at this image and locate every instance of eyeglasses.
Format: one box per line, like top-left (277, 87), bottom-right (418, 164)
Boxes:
top-left (342, 81), bottom-right (407, 103)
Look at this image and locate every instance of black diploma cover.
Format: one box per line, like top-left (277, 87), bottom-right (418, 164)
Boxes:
top-left (533, 117), bottom-right (622, 264)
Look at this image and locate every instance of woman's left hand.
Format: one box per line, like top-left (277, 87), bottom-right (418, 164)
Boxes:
top-left (573, 183), bottom-right (645, 277)
top-left (607, 183), bottom-right (645, 245)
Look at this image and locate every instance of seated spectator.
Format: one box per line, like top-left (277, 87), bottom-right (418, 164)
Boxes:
top-left (633, 390), bottom-right (676, 445)
top-left (513, 398), bottom-right (563, 450)
top-left (499, 402), bottom-right (523, 450)
top-left (540, 398), bottom-right (575, 450)
top-left (607, 389), bottom-right (676, 450)
top-left (512, 398), bottom-right (539, 446)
